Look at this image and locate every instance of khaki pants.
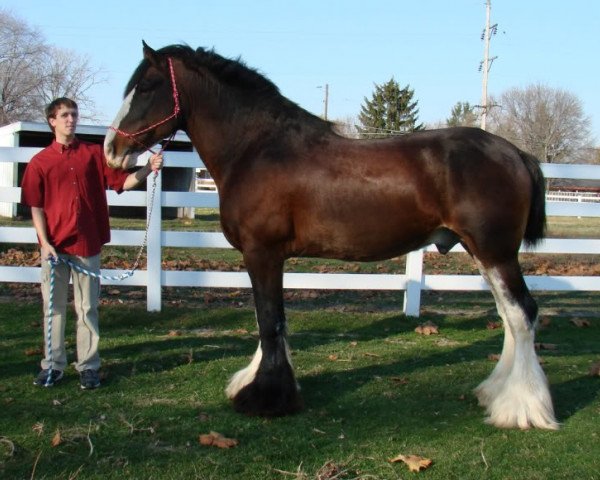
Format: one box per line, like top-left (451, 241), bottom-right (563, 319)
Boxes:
top-left (40, 253), bottom-right (101, 372)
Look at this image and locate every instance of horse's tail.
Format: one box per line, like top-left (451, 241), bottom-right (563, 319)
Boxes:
top-left (520, 151), bottom-right (547, 246)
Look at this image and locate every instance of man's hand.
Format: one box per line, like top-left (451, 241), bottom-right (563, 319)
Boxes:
top-left (148, 153), bottom-right (164, 173)
top-left (41, 242), bottom-right (58, 262)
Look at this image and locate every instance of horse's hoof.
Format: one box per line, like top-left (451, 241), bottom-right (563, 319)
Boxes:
top-left (231, 374), bottom-right (304, 417)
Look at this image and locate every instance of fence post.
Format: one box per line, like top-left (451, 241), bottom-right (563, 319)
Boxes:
top-left (403, 249), bottom-right (424, 317)
top-left (146, 170), bottom-right (162, 311)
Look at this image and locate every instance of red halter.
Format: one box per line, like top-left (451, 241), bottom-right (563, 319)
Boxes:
top-left (109, 57), bottom-right (181, 154)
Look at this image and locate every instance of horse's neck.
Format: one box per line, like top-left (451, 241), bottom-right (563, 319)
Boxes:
top-left (183, 91), bottom-right (331, 186)
top-left (183, 107), bottom-right (271, 183)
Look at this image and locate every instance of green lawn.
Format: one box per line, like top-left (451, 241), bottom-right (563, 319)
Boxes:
top-left (0, 292), bottom-right (598, 479)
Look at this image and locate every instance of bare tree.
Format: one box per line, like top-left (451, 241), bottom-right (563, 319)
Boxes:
top-left (0, 9), bottom-right (105, 125)
top-left (36, 46), bottom-right (106, 122)
top-left (0, 10), bottom-right (47, 123)
top-left (333, 116), bottom-right (360, 138)
top-left (488, 84), bottom-right (593, 163)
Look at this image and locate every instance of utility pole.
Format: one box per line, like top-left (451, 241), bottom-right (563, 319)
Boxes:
top-left (480, 0), bottom-right (497, 130)
top-left (321, 83), bottom-right (329, 120)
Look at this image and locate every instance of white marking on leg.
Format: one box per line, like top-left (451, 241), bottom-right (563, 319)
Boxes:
top-left (474, 267), bottom-right (515, 408)
top-left (475, 322), bottom-right (515, 408)
top-left (225, 341), bottom-right (263, 399)
top-left (103, 88), bottom-right (135, 168)
top-left (225, 336), bottom-right (298, 399)
top-left (480, 268), bottom-right (558, 430)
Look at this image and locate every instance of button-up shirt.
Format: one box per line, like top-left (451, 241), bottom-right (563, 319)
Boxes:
top-left (20, 139), bottom-right (130, 257)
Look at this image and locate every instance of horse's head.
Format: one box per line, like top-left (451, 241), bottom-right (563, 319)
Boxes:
top-left (104, 42), bottom-right (181, 169)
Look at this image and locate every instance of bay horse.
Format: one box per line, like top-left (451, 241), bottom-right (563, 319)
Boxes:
top-left (104, 42), bottom-right (558, 430)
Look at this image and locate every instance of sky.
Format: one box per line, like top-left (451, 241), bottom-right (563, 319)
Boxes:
top-left (3, 0), bottom-right (600, 142)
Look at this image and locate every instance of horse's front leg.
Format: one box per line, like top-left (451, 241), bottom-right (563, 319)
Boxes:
top-left (225, 250), bottom-right (303, 416)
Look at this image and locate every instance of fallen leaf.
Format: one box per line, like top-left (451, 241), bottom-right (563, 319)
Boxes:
top-left (589, 361), bottom-right (600, 377)
top-left (328, 354), bottom-right (338, 361)
top-left (487, 353), bottom-right (501, 362)
top-left (570, 318), bottom-right (591, 328)
top-left (390, 376), bottom-right (409, 385)
top-left (390, 453), bottom-right (433, 472)
top-left (534, 343), bottom-right (558, 351)
top-left (51, 430), bottom-right (62, 447)
top-left (363, 352), bottom-right (380, 358)
top-left (486, 321), bottom-right (502, 330)
top-left (538, 317), bottom-right (552, 328)
top-left (197, 412), bottom-right (210, 422)
top-left (32, 422), bottom-right (44, 436)
top-left (24, 347), bottom-right (43, 356)
top-left (414, 321), bottom-right (439, 336)
top-left (198, 431), bottom-right (238, 449)
top-left (167, 330), bottom-right (182, 337)
top-left (316, 460), bottom-right (344, 479)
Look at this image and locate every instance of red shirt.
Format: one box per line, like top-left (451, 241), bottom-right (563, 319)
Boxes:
top-left (20, 139), bottom-right (131, 257)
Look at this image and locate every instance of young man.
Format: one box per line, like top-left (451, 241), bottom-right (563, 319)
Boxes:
top-left (21, 97), bottom-right (163, 389)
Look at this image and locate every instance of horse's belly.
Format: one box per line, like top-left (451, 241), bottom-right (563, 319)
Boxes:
top-left (292, 218), bottom-right (435, 262)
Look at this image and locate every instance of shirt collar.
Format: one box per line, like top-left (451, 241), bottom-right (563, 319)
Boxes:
top-left (51, 137), bottom-right (80, 153)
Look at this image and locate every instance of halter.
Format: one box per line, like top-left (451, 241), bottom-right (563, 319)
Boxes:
top-left (109, 57), bottom-right (181, 155)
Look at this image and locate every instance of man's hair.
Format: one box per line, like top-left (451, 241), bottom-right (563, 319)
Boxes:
top-left (45, 97), bottom-right (78, 131)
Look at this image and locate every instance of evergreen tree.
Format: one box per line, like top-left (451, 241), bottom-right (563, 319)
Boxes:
top-left (446, 101), bottom-right (479, 128)
top-left (358, 78), bottom-right (423, 138)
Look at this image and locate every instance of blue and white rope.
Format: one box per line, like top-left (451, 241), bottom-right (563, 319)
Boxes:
top-left (45, 260), bottom-right (56, 386)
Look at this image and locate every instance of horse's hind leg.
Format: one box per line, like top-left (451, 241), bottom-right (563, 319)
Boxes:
top-left (473, 264), bottom-right (515, 409)
top-left (225, 250), bottom-right (303, 416)
top-left (475, 257), bottom-right (558, 430)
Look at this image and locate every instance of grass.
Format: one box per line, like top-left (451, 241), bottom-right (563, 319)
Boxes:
top-left (0, 292), bottom-right (598, 479)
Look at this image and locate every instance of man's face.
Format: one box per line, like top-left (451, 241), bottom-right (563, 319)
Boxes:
top-left (49, 105), bottom-right (78, 139)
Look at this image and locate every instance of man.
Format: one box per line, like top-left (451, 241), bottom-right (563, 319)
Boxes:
top-left (20, 97), bottom-right (163, 389)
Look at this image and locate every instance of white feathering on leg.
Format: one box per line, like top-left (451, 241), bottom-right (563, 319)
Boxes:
top-left (479, 268), bottom-right (559, 430)
top-left (226, 342), bottom-right (263, 399)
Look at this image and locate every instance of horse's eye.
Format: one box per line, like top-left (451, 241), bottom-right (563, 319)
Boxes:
top-left (137, 80), bottom-right (155, 94)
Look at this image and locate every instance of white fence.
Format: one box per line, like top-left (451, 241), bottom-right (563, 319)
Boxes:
top-left (546, 190), bottom-right (600, 203)
top-left (1, 146), bottom-right (599, 316)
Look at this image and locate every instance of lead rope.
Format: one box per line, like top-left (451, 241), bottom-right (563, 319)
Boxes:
top-left (44, 171), bottom-right (158, 385)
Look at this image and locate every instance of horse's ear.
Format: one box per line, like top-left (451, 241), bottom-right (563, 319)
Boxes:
top-left (142, 40), bottom-right (159, 66)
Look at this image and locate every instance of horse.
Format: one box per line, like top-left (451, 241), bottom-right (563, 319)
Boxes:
top-left (104, 42), bottom-right (558, 430)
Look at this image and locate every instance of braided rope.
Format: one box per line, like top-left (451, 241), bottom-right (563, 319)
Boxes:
top-left (45, 260), bottom-right (56, 386)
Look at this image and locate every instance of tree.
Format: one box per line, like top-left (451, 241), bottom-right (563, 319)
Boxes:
top-left (0, 10), bottom-right (47, 124)
top-left (446, 101), bottom-right (479, 128)
top-left (358, 78), bottom-right (423, 138)
top-left (488, 84), bottom-right (593, 163)
top-left (0, 9), bottom-right (105, 125)
top-left (333, 115), bottom-right (360, 139)
top-left (36, 46), bottom-right (106, 120)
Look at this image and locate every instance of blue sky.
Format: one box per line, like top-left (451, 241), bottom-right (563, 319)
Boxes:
top-left (4, 0), bottom-right (600, 142)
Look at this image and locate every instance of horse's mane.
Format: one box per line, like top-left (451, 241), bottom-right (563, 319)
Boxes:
top-left (125, 44), bottom-right (280, 98)
top-left (125, 44), bottom-right (333, 134)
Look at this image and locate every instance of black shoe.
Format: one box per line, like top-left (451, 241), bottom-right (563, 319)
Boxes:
top-left (33, 369), bottom-right (64, 387)
top-left (80, 369), bottom-right (101, 390)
